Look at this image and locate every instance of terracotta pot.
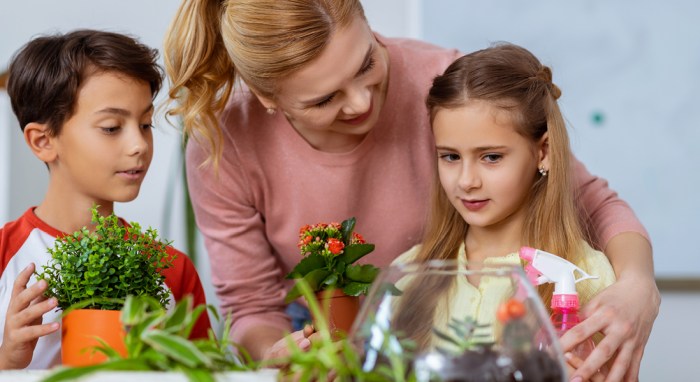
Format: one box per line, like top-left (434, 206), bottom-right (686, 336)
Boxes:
top-left (62, 309), bottom-right (127, 366)
top-left (314, 289), bottom-right (360, 337)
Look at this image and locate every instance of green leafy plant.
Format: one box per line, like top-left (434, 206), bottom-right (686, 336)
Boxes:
top-left (36, 206), bottom-right (174, 310)
top-left (432, 316), bottom-right (494, 355)
top-left (280, 280), bottom-right (416, 382)
top-left (41, 295), bottom-right (257, 382)
top-left (284, 217), bottom-right (379, 303)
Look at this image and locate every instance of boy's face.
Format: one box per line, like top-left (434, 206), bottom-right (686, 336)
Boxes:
top-left (49, 70), bottom-right (154, 205)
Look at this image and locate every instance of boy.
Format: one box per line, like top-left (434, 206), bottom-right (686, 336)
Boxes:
top-left (0, 30), bottom-right (211, 369)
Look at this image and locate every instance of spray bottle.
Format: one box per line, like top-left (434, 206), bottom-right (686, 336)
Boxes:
top-left (518, 246), bottom-right (597, 360)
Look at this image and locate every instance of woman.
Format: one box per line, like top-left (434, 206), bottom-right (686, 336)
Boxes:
top-left (164, 1), bottom-right (658, 380)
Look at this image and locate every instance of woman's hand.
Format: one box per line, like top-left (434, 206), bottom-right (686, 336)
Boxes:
top-left (565, 352), bottom-right (605, 382)
top-left (560, 275), bottom-right (660, 381)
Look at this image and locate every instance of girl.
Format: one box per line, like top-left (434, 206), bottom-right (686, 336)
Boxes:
top-left (393, 43), bottom-right (617, 377)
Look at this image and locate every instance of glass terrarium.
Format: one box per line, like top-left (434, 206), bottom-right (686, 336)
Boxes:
top-left (350, 260), bottom-right (566, 382)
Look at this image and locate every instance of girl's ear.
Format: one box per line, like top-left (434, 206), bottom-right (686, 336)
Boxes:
top-left (537, 132), bottom-right (550, 171)
top-left (24, 122), bottom-right (58, 163)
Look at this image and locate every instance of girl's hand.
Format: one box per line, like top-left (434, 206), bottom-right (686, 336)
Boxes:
top-left (559, 275), bottom-right (660, 381)
top-left (261, 324), bottom-right (315, 367)
top-left (0, 263), bottom-right (59, 370)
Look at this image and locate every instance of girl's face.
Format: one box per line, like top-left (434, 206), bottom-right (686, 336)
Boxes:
top-left (260, 16), bottom-right (389, 152)
top-left (433, 101), bottom-right (546, 233)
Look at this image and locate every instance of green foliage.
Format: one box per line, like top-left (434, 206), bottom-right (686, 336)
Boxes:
top-left (284, 217), bottom-right (379, 303)
top-left (41, 295), bottom-right (257, 382)
top-left (36, 206), bottom-right (173, 310)
top-left (432, 315), bottom-right (494, 355)
top-left (280, 280), bottom-right (417, 382)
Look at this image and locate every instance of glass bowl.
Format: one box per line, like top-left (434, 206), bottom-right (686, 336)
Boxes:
top-left (350, 260), bottom-right (566, 381)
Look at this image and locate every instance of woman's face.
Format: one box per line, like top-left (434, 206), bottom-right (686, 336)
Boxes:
top-left (263, 16), bottom-right (389, 152)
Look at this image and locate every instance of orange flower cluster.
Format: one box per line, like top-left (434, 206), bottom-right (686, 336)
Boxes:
top-left (284, 217), bottom-right (377, 302)
top-left (297, 222), bottom-right (346, 257)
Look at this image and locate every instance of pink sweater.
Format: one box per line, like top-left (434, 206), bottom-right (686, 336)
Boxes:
top-left (185, 36), bottom-right (648, 341)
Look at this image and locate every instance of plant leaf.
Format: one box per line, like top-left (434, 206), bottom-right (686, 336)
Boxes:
top-left (92, 337), bottom-right (123, 359)
top-left (285, 253), bottom-right (326, 279)
top-left (163, 295), bottom-right (192, 332)
top-left (181, 367), bottom-right (216, 382)
top-left (179, 304), bottom-right (206, 339)
top-left (40, 359), bottom-right (151, 382)
top-left (340, 217), bottom-right (356, 244)
top-left (345, 264), bottom-right (379, 283)
top-left (321, 273), bottom-right (338, 287)
top-left (378, 282), bottom-right (403, 297)
top-left (336, 243), bottom-right (375, 265)
top-left (432, 327), bottom-right (462, 347)
top-left (284, 269), bottom-right (331, 303)
top-left (342, 281), bottom-right (371, 296)
top-left (141, 330), bottom-right (212, 368)
top-left (121, 295), bottom-right (161, 325)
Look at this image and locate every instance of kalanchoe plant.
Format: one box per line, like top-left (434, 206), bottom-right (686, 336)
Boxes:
top-left (284, 217), bottom-right (378, 303)
top-left (36, 206), bottom-right (174, 310)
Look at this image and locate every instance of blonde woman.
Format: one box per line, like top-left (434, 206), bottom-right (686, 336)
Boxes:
top-left (164, 1), bottom-right (658, 378)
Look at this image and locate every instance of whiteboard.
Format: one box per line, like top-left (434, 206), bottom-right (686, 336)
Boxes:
top-left (421, 0), bottom-right (700, 278)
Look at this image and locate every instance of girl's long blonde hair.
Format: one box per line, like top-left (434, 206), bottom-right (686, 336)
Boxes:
top-left (164, 0), bottom-right (365, 168)
top-left (394, 43), bottom-right (589, 348)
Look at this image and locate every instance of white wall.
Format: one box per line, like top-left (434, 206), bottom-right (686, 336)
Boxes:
top-left (640, 291), bottom-right (700, 379)
top-left (363, 0), bottom-right (422, 38)
top-left (0, 92), bottom-right (10, 223)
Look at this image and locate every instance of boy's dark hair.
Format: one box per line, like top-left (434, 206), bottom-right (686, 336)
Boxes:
top-left (7, 29), bottom-right (163, 135)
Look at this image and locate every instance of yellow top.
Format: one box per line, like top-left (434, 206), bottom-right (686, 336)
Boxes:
top-left (392, 241), bottom-right (615, 348)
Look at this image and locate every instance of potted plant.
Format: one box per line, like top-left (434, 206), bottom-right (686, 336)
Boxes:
top-left (36, 206), bottom-right (174, 366)
top-left (41, 295), bottom-right (269, 382)
top-left (284, 217), bottom-right (378, 335)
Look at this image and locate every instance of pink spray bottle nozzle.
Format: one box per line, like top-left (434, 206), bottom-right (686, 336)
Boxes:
top-left (519, 246), bottom-right (536, 262)
top-left (518, 246), bottom-right (598, 309)
top-left (519, 247), bottom-right (541, 286)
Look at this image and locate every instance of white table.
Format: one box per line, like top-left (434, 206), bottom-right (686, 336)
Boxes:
top-left (0, 369), bottom-right (279, 381)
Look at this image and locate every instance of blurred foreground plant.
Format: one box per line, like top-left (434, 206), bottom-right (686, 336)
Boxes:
top-left (280, 280), bottom-right (416, 382)
top-left (42, 295), bottom-right (257, 382)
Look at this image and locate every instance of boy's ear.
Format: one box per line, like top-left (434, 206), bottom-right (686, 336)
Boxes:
top-left (24, 122), bottom-right (57, 163)
top-left (537, 132), bottom-right (550, 170)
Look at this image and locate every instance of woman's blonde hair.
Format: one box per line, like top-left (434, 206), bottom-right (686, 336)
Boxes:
top-left (164, 0), bottom-right (365, 167)
top-left (394, 43), bottom-right (589, 349)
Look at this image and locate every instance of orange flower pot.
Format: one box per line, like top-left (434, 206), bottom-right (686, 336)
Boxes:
top-left (314, 289), bottom-right (360, 337)
top-left (62, 309), bottom-right (127, 366)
